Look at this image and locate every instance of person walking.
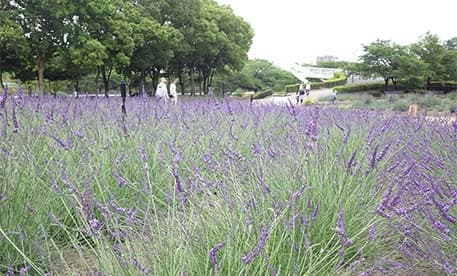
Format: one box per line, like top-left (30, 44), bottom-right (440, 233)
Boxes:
top-left (296, 83), bottom-right (304, 104)
top-left (305, 81), bottom-right (311, 96)
top-left (298, 83), bottom-right (306, 104)
top-left (156, 77), bottom-right (169, 101)
top-left (170, 79), bottom-right (178, 104)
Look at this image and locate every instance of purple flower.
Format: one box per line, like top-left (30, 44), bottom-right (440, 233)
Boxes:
top-left (335, 209), bottom-right (352, 246)
top-left (127, 209), bottom-right (137, 224)
top-left (132, 256), bottom-right (149, 275)
top-left (252, 143), bottom-right (262, 155)
top-left (342, 127), bottom-right (351, 144)
top-left (114, 173), bottom-right (127, 187)
top-left (347, 150), bottom-right (357, 173)
top-left (12, 105), bottom-right (19, 133)
top-left (140, 144), bottom-right (147, 162)
top-left (19, 265), bottom-right (30, 276)
top-left (311, 205), bottom-right (319, 221)
top-left (292, 182), bottom-right (307, 203)
top-left (209, 242), bottom-right (225, 273)
top-left (172, 166), bottom-right (184, 193)
top-left (368, 223), bottom-right (376, 241)
top-left (0, 192), bottom-right (6, 201)
top-left (90, 218), bottom-right (102, 231)
top-left (242, 226), bottom-right (270, 264)
top-left (369, 145), bottom-right (379, 169)
top-left (51, 180), bottom-right (62, 195)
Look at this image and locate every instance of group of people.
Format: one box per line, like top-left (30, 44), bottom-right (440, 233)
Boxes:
top-left (155, 77), bottom-right (178, 104)
top-left (296, 82), bottom-right (311, 104)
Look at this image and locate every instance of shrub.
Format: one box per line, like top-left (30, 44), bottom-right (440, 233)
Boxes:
top-left (333, 82), bottom-right (385, 93)
top-left (417, 96), bottom-right (441, 109)
top-left (322, 76), bottom-right (347, 88)
top-left (311, 82), bottom-right (322, 89)
top-left (303, 97), bottom-right (313, 105)
top-left (232, 89), bottom-right (245, 97)
top-left (251, 90), bottom-right (273, 100)
top-left (392, 101), bottom-right (410, 111)
top-left (285, 84), bottom-right (300, 93)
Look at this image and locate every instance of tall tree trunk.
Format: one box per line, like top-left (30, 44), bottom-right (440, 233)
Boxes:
top-left (0, 49), bottom-right (4, 89)
top-left (198, 70), bottom-right (203, 95)
top-left (95, 67), bottom-right (100, 96)
top-left (151, 69), bottom-right (159, 96)
top-left (189, 69), bottom-right (195, 96)
top-left (178, 70), bottom-right (185, 95)
top-left (202, 72), bottom-right (207, 95)
top-left (209, 69), bottom-right (215, 87)
top-left (384, 77), bottom-right (389, 91)
top-left (74, 78), bottom-right (80, 98)
top-left (101, 65), bottom-right (109, 97)
top-left (37, 53), bottom-right (45, 97)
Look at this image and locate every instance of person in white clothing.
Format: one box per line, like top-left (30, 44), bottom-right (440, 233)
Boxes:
top-left (156, 77), bottom-right (169, 101)
top-left (305, 82), bottom-right (311, 96)
top-left (170, 79), bottom-right (178, 104)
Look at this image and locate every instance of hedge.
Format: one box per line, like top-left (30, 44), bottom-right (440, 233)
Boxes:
top-left (285, 84), bottom-right (300, 93)
top-left (285, 76), bottom-right (347, 92)
top-left (241, 90), bottom-right (273, 100)
top-left (333, 82), bottom-right (385, 93)
top-left (322, 77), bottom-right (347, 88)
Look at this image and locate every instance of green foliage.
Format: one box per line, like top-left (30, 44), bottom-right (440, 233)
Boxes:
top-left (417, 95), bottom-right (442, 109)
top-left (333, 82), bottom-right (385, 93)
top-left (213, 59), bottom-right (299, 93)
top-left (392, 100), bottom-right (410, 111)
top-left (356, 33), bottom-right (457, 92)
top-left (2, 0), bottom-right (254, 96)
top-left (322, 75), bottom-right (347, 88)
top-left (251, 90), bottom-right (273, 99)
top-left (285, 84), bottom-right (300, 93)
top-left (303, 97), bottom-right (313, 105)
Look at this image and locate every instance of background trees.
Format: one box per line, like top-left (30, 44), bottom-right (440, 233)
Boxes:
top-left (1, 0), bottom-right (255, 95)
top-left (357, 34), bottom-right (457, 91)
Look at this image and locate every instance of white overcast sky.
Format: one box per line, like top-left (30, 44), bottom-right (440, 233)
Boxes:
top-left (215, 0), bottom-right (457, 69)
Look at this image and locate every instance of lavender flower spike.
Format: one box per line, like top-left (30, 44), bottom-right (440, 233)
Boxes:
top-left (242, 226), bottom-right (270, 264)
top-left (335, 209), bottom-right (352, 246)
top-left (209, 242), bottom-right (225, 273)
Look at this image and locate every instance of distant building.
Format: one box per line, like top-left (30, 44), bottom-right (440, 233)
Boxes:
top-left (316, 56), bottom-right (338, 64)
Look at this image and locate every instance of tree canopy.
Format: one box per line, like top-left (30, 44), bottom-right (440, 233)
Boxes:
top-left (0, 0), bottom-right (254, 96)
top-left (357, 33), bottom-right (457, 91)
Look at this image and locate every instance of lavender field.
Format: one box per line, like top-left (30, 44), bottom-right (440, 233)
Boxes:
top-left (1, 86), bottom-right (457, 275)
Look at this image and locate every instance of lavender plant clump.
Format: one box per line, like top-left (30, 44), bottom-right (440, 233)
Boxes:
top-left (0, 90), bottom-right (456, 275)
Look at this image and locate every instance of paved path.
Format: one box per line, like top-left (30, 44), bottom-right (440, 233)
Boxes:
top-left (257, 88), bottom-right (334, 105)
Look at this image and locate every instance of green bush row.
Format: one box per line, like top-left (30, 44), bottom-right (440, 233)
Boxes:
top-left (285, 76), bottom-right (347, 93)
top-left (321, 76), bottom-right (348, 88)
top-left (285, 84), bottom-right (300, 93)
top-left (251, 90), bottom-right (273, 99)
top-left (333, 82), bottom-right (385, 93)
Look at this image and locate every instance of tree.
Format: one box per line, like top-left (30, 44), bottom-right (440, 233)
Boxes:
top-left (359, 40), bottom-right (423, 90)
top-left (443, 37), bottom-right (457, 83)
top-left (0, 4), bottom-right (29, 88)
top-left (200, 1), bottom-right (253, 92)
top-left (120, 0), bottom-right (182, 95)
top-left (411, 32), bottom-right (447, 88)
top-left (12, 0), bottom-right (77, 96)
